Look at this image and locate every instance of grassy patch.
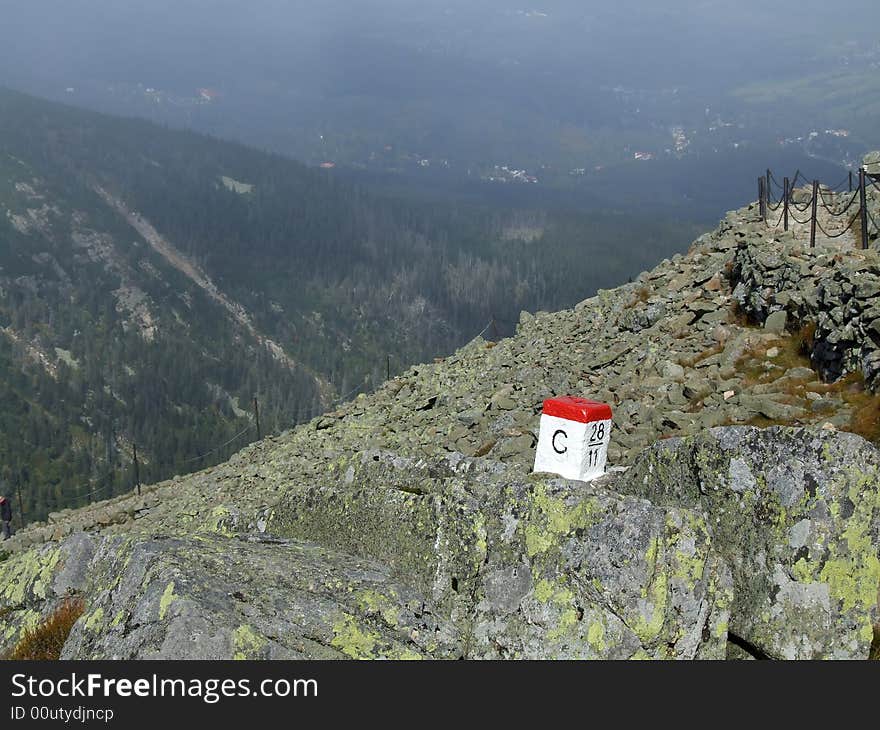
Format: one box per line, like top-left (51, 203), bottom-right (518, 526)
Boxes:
top-left (872, 625), bottom-right (880, 661)
top-left (736, 329), bottom-right (813, 389)
top-left (681, 342), bottom-right (724, 368)
top-left (826, 376), bottom-right (880, 444)
top-left (728, 301), bottom-right (755, 329)
top-left (729, 325), bottom-right (880, 445)
top-left (2, 596), bottom-right (85, 660)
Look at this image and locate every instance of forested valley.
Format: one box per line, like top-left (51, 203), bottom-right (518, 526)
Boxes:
top-left (0, 88), bottom-right (702, 523)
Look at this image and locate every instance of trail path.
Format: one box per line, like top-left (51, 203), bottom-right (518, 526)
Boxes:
top-left (765, 184), bottom-right (858, 249)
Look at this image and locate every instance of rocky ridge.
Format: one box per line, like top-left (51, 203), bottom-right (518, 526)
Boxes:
top-left (2, 170), bottom-right (880, 660)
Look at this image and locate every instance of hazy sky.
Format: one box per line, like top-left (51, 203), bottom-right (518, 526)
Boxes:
top-left (2, 0), bottom-right (879, 90)
top-left (2, 0), bottom-right (878, 178)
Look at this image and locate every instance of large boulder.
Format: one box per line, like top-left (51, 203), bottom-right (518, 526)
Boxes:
top-left (62, 534), bottom-right (459, 660)
top-left (0, 533), bottom-right (96, 650)
top-left (617, 426), bottom-right (880, 659)
top-left (267, 451), bottom-right (732, 659)
top-left (4, 426), bottom-right (877, 660)
top-left (2, 450), bottom-right (732, 660)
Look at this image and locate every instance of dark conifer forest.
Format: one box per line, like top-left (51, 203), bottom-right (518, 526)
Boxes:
top-left (0, 88), bottom-right (701, 522)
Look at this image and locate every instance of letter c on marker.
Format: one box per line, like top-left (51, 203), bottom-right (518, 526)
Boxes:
top-left (552, 429), bottom-right (568, 454)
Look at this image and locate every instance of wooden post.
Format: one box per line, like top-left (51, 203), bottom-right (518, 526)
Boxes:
top-left (386, 354), bottom-right (391, 381)
top-left (133, 443), bottom-right (141, 496)
top-left (16, 482), bottom-right (24, 530)
top-left (859, 168), bottom-right (869, 250)
top-left (783, 176), bottom-right (790, 232)
top-left (849, 170), bottom-right (853, 193)
top-left (810, 180), bottom-right (819, 248)
top-left (253, 397), bottom-right (262, 440)
top-left (758, 177), bottom-right (766, 222)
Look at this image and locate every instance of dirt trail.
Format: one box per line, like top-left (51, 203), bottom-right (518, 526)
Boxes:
top-left (766, 184), bottom-right (858, 249)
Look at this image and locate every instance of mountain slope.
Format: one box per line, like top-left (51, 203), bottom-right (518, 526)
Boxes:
top-left (0, 142), bottom-right (326, 517)
top-left (0, 88), bottom-right (700, 521)
top-left (2, 184), bottom-right (879, 660)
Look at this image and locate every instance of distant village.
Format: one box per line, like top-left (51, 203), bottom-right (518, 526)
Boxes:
top-left (67, 78), bottom-right (861, 189)
top-left (65, 83), bottom-right (221, 108)
top-left (482, 165), bottom-right (539, 185)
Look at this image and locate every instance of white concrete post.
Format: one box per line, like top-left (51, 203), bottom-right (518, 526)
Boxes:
top-left (533, 396), bottom-right (613, 482)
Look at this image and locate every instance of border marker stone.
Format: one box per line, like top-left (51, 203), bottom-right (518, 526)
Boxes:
top-left (533, 396), bottom-right (613, 481)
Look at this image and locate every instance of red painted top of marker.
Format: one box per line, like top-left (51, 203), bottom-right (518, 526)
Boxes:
top-left (542, 396), bottom-right (612, 423)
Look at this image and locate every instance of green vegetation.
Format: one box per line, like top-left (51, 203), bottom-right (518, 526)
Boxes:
top-left (733, 69), bottom-right (880, 143)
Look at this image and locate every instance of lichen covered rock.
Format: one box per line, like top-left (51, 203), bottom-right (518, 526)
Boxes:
top-left (1, 451), bottom-right (731, 660)
top-left (269, 451), bottom-right (731, 659)
top-left (620, 426), bottom-right (880, 659)
top-left (61, 534), bottom-right (457, 660)
top-left (0, 533), bottom-right (95, 650)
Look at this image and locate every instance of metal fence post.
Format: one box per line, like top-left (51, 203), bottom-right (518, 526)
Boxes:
top-left (810, 180), bottom-right (819, 248)
top-left (133, 444), bottom-right (141, 496)
top-left (253, 397), bottom-right (262, 440)
top-left (16, 482), bottom-right (25, 530)
top-left (783, 176), bottom-right (790, 232)
top-left (758, 177), bottom-right (766, 222)
top-left (860, 168), bottom-right (869, 250)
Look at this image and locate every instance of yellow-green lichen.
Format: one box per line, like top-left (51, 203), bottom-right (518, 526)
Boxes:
top-left (31, 549), bottom-right (62, 600)
top-left (5, 608), bottom-right (40, 641)
top-left (818, 518), bottom-right (880, 613)
top-left (533, 579), bottom-right (580, 641)
top-left (791, 557), bottom-right (813, 583)
top-left (547, 607), bottom-right (579, 641)
top-left (1, 547), bottom-right (62, 606)
top-left (632, 567), bottom-right (668, 642)
top-left (158, 581), bottom-right (177, 620)
top-left (331, 614), bottom-right (380, 659)
top-left (644, 537), bottom-right (660, 581)
top-left (533, 579), bottom-right (554, 604)
top-left (204, 506), bottom-right (234, 536)
top-left (632, 537), bottom-right (669, 642)
top-left (387, 647), bottom-right (424, 660)
top-left (524, 486), bottom-right (597, 557)
top-left (84, 607), bottom-right (104, 632)
top-left (232, 624), bottom-right (267, 660)
top-left (670, 540), bottom-right (707, 591)
top-left (474, 513), bottom-right (488, 556)
top-left (355, 589), bottom-right (400, 627)
top-left (587, 620), bottom-right (607, 652)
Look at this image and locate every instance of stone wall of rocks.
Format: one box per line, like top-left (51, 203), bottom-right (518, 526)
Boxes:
top-left (732, 237), bottom-right (880, 389)
top-left (733, 151), bottom-right (880, 390)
